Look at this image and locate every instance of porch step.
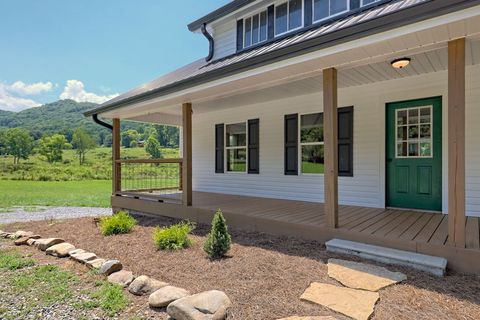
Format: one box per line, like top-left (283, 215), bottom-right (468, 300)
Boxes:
top-left (325, 239), bottom-right (447, 277)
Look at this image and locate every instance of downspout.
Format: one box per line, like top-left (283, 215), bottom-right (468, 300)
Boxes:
top-left (201, 23), bottom-right (215, 62)
top-left (92, 114), bottom-right (113, 131)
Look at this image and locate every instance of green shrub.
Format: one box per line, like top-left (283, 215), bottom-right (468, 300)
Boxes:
top-left (153, 221), bottom-right (195, 250)
top-left (99, 211), bottom-right (136, 236)
top-left (203, 210), bottom-right (232, 259)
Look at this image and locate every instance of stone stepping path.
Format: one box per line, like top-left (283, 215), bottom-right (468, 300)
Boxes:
top-left (300, 258), bottom-right (407, 320)
top-left (328, 258), bottom-right (407, 292)
top-left (2, 228), bottom-right (232, 320)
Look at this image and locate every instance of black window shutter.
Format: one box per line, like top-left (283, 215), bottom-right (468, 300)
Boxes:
top-left (338, 106), bottom-right (354, 177)
top-left (284, 114), bottom-right (298, 175)
top-left (304, 0), bottom-right (313, 26)
top-left (215, 124), bottom-right (224, 173)
top-left (350, 0), bottom-right (361, 10)
top-left (248, 119), bottom-right (260, 174)
top-left (267, 5), bottom-right (275, 40)
top-left (236, 19), bottom-right (244, 52)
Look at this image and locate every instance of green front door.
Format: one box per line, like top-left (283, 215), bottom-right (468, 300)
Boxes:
top-left (386, 97), bottom-right (442, 211)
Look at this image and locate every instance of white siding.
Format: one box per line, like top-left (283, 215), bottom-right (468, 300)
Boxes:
top-left (212, 19), bottom-right (237, 61)
top-left (191, 65), bottom-right (480, 217)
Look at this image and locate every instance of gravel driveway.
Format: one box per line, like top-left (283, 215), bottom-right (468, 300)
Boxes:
top-left (0, 207), bottom-right (111, 224)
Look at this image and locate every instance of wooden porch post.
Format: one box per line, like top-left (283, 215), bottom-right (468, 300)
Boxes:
top-left (323, 68), bottom-right (339, 228)
top-left (182, 103), bottom-right (193, 206)
top-left (112, 118), bottom-right (121, 194)
top-left (448, 38), bottom-right (466, 248)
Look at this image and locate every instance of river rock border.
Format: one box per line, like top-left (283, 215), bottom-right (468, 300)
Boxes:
top-left (1, 229), bottom-right (232, 320)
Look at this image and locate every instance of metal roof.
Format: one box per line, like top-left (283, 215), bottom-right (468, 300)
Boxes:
top-left (85, 0), bottom-right (479, 117)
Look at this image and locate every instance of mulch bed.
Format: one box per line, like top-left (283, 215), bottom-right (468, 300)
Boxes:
top-left (5, 213), bottom-right (480, 320)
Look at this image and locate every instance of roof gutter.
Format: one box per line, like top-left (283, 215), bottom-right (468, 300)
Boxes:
top-left (92, 114), bottom-right (113, 131)
top-left (84, 0), bottom-right (480, 117)
top-left (201, 23), bottom-right (215, 62)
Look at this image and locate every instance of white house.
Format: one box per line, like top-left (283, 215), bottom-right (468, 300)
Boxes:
top-left (86, 0), bottom-right (480, 273)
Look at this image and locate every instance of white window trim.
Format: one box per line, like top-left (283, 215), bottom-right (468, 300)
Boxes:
top-left (361, 0), bottom-right (380, 7)
top-left (243, 9), bottom-right (269, 49)
top-left (395, 105), bottom-right (433, 159)
top-left (274, 0), bottom-right (305, 37)
top-left (312, 0), bottom-right (350, 24)
top-left (225, 121), bottom-right (248, 173)
top-left (298, 112), bottom-right (325, 176)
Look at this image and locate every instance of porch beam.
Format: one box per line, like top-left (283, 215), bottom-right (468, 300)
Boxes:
top-left (323, 67), bottom-right (339, 228)
top-left (112, 118), bottom-right (121, 194)
top-left (447, 38), bottom-right (466, 248)
top-left (182, 103), bottom-right (193, 206)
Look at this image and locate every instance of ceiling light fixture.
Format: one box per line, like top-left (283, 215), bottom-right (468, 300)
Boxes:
top-left (391, 57), bottom-right (411, 69)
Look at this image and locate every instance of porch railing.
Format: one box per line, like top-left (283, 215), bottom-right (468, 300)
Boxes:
top-left (115, 158), bottom-right (183, 203)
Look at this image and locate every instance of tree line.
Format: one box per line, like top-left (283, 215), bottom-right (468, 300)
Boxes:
top-left (0, 124), bottom-right (178, 165)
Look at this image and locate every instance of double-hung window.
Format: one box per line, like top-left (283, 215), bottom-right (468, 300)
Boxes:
top-left (226, 123), bottom-right (247, 172)
top-left (313, 0), bottom-right (349, 23)
top-left (300, 113), bottom-right (324, 174)
top-left (361, 0), bottom-right (379, 6)
top-left (244, 10), bottom-right (268, 48)
top-left (275, 0), bottom-right (303, 36)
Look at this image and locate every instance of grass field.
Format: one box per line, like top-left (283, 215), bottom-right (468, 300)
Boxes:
top-left (0, 180), bottom-right (111, 208)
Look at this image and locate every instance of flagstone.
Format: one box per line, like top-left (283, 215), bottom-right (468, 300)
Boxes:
top-left (328, 259), bottom-right (407, 292)
top-left (300, 283), bottom-right (379, 320)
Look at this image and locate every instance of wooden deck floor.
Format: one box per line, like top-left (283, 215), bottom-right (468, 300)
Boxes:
top-left (189, 192), bottom-right (480, 251)
top-left (112, 191), bottom-right (480, 273)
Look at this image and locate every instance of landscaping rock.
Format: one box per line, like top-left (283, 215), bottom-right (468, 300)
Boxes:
top-left (70, 252), bottom-right (97, 264)
top-left (68, 249), bottom-right (85, 256)
top-left (128, 275), bottom-right (168, 296)
top-left (149, 286), bottom-right (190, 308)
top-left (14, 235), bottom-right (41, 246)
top-left (328, 259), bottom-right (407, 292)
top-left (34, 238), bottom-right (65, 251)
top-left (46, 243), bottom-right (76, 258)
top-left (167, 290), bottom-right (232, 320)
top-left (99, 260), bottom-right (122, 276)
top-left (26, 239), bottom-right (37, 246)
top-left (108, 270), bottom-right (135, 287)
top-left (86, 258), bottom-right (106, 269)
top-left (300, 283), bottom-right (379, 320)
top-left (0, 231), bottom-right (12, 238)
top-left (14, 230), bottom-right (34, 238)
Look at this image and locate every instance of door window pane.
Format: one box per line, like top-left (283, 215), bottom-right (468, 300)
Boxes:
top-left (227, 149), bottom-right (247, 172)
top-left (244, 18), bottom-right (252, 47)
top-left (301, 113), bottom-right (324, 143)
top-left (396, 106), bottom-right (433, 158)
top-left (259, 11), bottom-right (267, 41)
top-left (226, 123), bottom-right (246, 147)
top-left (331, 0), bottom-right (347, 15)
top-left (302, 145), bottom-right (325, 174)
top-left (275, 3), bottom-right (288, 35)
top-left (289, 0), bottom-right (302, 30)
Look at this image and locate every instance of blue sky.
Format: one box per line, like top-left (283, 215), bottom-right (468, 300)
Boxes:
top-left (0, 0), bottom-right (229, 111)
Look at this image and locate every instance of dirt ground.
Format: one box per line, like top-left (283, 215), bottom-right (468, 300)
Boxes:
top-left (4, 213), bottom-right (480, 320)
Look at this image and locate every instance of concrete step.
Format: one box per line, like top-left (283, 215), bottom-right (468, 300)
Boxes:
top-left (325, 239), bottom-right (447, 277)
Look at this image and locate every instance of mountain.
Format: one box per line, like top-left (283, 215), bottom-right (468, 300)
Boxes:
top-left (0, 100), bottom-right (147, 144)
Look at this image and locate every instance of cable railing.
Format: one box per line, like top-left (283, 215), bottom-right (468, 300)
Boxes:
top-left (115, 158), bottom-right (183, 203)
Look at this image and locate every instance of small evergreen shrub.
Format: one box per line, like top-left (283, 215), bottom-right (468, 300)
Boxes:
top-left (99, 211), bottom-right (136, 236)
top-left (153, 221), bottom-right (195, 250)
top-left (203, 210), bottom-right (232, 259)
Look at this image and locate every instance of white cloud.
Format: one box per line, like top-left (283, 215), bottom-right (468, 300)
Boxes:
top-left (8, 81), bottom-right (53, 95)
top-left (0, 84), bottom-right (41, 112)
top-left (60, 80), bottom-right (118, 104)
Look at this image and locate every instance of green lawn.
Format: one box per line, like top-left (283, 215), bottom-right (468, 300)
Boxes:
top-left (0, 180), bottom-right (111, 208)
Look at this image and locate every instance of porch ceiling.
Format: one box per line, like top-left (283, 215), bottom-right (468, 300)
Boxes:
top-left (103, 9), bottom-right (480, 123)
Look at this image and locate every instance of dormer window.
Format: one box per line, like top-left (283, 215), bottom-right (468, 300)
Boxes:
top-left (275, 0), bottom-right (303, 36)
top-left (362, 0), bottom-right (380, 6)
top-left (244, 10), bottom-right (268, 48)
top-left (313, 0), bottom-right (349, 23)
